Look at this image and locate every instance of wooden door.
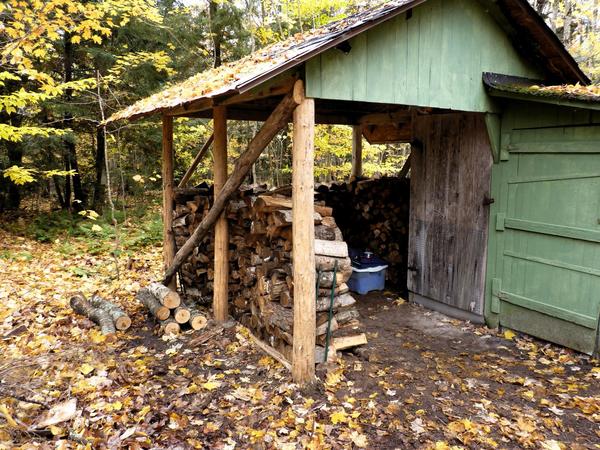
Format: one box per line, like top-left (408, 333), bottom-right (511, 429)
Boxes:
top-left (408, 113), bottom-right (492, 318)
top-left (487, 123), bottom-right (600, 354)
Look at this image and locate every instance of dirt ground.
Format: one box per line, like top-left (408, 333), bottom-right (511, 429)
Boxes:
top-left (1, 231), bottom-right (599, 449)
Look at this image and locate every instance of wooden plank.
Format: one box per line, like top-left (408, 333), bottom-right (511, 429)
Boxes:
top-left (498, 290), bottom-right (597, 329)
top-left (408, 113), bottom-right (492, 315)
top-left (292, 81), bottom-right (316, 384)
top-left (213, 106), bottom-right (229, 322)
top-left (162, 85), bottom-right (301, 284)
top-left (504, 218), bottom-right (600, 243)
top-left (178, 133), bottom-right (214, 188)
top-left (351, 125), bottom-right (362, 179)
top-left (161, 115), bottom-right (176, 290)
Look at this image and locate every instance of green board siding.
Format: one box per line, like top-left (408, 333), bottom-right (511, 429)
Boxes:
top-left (485, 102), bottom-right (600, 354)
top-left (305, 0), bottom-right (541, 112)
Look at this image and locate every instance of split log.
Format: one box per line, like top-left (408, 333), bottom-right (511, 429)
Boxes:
top-left (333, 333), bottom-right (368, 351)
top-left (315, 293), bottom-right (356, 312)
top-left (314, 239), bottom-right (348, 258)
top-left (89, 294), bottom-right (131, 331)
top-left (147, 282), bottom-right (180, 309)
top-left (317, 266), bottom-right (352, 288)
top-left (70, 293), bottom-right (116, 336)
top-left (163, 85), bottom-right (302, 284)
top-left (318, 283), bottom-right (349, 297)
top-left (254, 195), bottom-right (332, 217)
top-left (315, 255), bottom-right (351, 272)
top-left (160, 318), bottom-right (180, 335)
top-left (136, 288), bottom-right (169, 321)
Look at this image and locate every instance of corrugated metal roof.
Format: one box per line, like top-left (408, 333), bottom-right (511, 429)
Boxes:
top-left (105, 0), bottom-right (589, 124)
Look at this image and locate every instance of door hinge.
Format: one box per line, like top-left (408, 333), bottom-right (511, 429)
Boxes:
top-left (496, 213), bottom-right (506, 231)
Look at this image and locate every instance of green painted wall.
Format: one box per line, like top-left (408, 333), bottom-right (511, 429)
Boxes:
top-left (485, 102), bottom-right (600, 354)
top-left (305, 0), bottom-right (542, 112)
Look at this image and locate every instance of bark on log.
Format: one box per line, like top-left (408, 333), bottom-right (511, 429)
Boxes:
top-left (315, 255), bottom-right (351, 272)
top-left (89, 294), bottom-right (131, 331)
top-left (315, 293), bottom-right (356, 312)
top-left (136, 288), bottom-right (170, 321)
top-left (163, 90), bottom-right (300, 285)
top-left (70, 293), bottom-right (116, 336)
top-left (189, 308), bottom-right (208, 330)
top-left (160, 318), bottom-right (180, 335)
top-left (147, 282), bottom-right (180, 309)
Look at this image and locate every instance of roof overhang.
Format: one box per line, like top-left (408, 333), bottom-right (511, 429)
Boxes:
top-left (105, 0), bottom-right (590, 124)
top-left (483, 72), bottom-right (600, 111)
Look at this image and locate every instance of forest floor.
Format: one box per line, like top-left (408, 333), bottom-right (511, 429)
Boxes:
top-left (1, 224), bottom-right (600, 449)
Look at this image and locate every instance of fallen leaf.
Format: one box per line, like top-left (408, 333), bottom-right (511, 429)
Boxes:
top-left (36, 398), bottom-right (77, 429)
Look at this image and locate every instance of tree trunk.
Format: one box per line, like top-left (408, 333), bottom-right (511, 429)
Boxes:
top-left (63, 33), bottom-right (85, 210)
top-left (92, 126), bottom-right (106, 213)
top-left (209, 1), bottom-right (222, 68)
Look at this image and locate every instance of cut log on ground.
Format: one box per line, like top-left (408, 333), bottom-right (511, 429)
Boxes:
top-left (188, 308), bottom-right (208, 330)
top-left (173, 305), bottom-right (191, 324)
top-left (70, 293), bottom-right (116, 336)
top-left (147, 282), bottom-right (180, 309)
top-left (160, 318), bottom-right (180, 335)
top-left (136, 288), bottom-right (169, 321)
top-left (89, 294), bottom-right (131, 331)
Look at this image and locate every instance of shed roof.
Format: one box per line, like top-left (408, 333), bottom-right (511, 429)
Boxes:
top-left (106, 0), bottom-right (589, 124)
top-left (484, 72), bottom-right (600, 110)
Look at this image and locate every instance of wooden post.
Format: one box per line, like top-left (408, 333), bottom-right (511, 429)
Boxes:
top-left (292, 81), bottom-right (316, 384)
top-left (351, 125), bottom-right (362, 180)
top-left (213, 106), bottom-right (229, 322)
top-left (162, 115), bottom-right (176, 290)
top-left (178, 133), bottom-right (214, 188)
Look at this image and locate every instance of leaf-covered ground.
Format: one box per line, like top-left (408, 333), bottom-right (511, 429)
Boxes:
top-left (1, 228), bottom-right (599, 449)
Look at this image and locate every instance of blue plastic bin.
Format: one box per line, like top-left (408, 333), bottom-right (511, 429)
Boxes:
top-left (347, 249), bottom-right (388, 295)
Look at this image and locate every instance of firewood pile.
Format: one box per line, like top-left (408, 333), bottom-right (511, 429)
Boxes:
top-left (172, 185), bottom-right (367, 361)
top-left (316, 177), bottom-right (410, 291)
top-left (137, 282), bottom-right (207, 335)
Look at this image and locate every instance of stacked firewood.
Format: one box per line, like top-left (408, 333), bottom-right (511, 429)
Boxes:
top-left (316, 177), bottom-right (410, 291)
top-left (172, 185), bottom-right (367, 361)
top-left (137, 282), bottom-right (207, 335)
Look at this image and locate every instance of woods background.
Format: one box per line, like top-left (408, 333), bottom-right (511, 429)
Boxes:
top-left (1, 0), bottom-right (598, 216)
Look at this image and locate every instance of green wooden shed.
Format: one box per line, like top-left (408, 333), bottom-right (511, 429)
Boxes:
top-left (108, 0), bottom-right (600, 375)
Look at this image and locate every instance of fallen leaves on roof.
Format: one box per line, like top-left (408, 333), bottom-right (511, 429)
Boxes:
top-left (105, 0), bottom-right (414, 123)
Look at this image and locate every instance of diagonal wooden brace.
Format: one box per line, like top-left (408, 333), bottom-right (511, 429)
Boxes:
top-left (162, 82), bottom-right (303, 284)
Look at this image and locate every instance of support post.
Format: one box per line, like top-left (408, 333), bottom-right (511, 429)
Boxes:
top-left (292, 81), bottom-right (316, 384)
top-left (162, 115), bottom-right (176, 290)
top-left (351, 125), bottom-right (362, 180)
top-left (213, 106), bottom-right (229, 323)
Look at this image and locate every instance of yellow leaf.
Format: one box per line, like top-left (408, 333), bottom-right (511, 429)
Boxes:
top-left (91, 224), bottom-right (102, 232)
top-left (137, 405), bottom-right (151, 421)
top-left (504, 329), bottom-right (516, 340)
top-left (435, 442), bottom-right (450, 450)
top-left (79, 363), bottom-right (94, 375)
top-left (89, 329), bottom-right (106, 344)
top-left (330, 410), bottom-right (347, 424)
top-left (202, 381), bottom-right (220, 391)
top-left (112, 401), bottom-right (123, 411)
top-left (0, 404), bottom-right (20, 428)
top-left (71, 35), bottom-right (81, 44)
top-left (50, 425), bottom-right (64, 436)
